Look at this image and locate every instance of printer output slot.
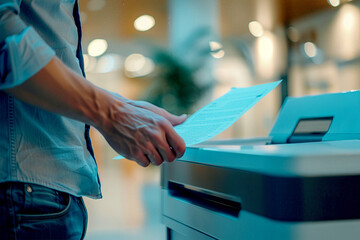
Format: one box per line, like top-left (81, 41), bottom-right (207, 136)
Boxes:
top-left (168, 181), bottom-right (241, 217)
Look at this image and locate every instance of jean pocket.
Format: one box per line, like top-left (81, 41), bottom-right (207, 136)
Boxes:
top-left (18, 184), bottom-right (72, 221)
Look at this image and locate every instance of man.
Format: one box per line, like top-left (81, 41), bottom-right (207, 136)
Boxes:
top-left (0, 0), bottom-right (186, 239)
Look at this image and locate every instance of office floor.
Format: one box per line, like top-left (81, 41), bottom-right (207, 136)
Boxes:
top-left (84, 158), bottom-right (165, 240)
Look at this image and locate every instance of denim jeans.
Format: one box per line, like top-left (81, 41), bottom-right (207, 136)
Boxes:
top-left (0, 182), bottom-right (88, 240)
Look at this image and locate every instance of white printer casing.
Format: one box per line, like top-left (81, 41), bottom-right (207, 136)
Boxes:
top-left (161, 91), bottom-right (360, 240)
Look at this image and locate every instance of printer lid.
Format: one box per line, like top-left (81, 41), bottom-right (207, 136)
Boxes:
top-left (269, 90), bottom-right (360, 144)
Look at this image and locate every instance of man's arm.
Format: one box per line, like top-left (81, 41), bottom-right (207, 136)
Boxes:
top-left (5, 57), bottom-right (187, 167)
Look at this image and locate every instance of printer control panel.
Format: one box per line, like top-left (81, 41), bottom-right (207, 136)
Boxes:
top-left (270, 91), bottom-right (360, 144)
top-left (287, 117), bottom-right (333, 143)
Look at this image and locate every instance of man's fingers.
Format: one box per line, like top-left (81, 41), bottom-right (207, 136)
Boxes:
top-left (158, 144), bottom-right (176, 163)
top-left (144, 144), bottom-right (164, 166)
top-left (168, 113), bottom-right (187, 126)
top-left (165, 125), bottom-right (186, 159)
top-left (158, 108), bottom-right (187, 126)
top-left (135, 153), bottom-right (151, 167)
top-left (133, 101), bottom-right (187, 126)
top-left (150, 129), bottom-right (176, 163)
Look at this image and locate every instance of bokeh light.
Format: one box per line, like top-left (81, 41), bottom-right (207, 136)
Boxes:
top-left (87, 39), bottom-right (108, 57)
top-left (328, 0), bottom-right (340, 7)
top-left (211, 50), bottom-right (225, 59)
top-left (248, 21), bottom-right (264, 37)
top-left (304, 42), bottom-right (317, 58)
top-left (134, 15), bottom-right (156, 31)
top-left (124, 53), bottom-right (155, 78)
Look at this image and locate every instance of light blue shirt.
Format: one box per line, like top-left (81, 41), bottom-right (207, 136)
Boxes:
top-left (0, 0), bottom-right (102, 198)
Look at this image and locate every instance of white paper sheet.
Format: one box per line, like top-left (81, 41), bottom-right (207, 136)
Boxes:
top-left (114, 80), bottom-right (281, 159)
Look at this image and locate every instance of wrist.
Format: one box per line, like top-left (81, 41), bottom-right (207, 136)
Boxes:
top-left (85, 88), bottom-right (125, 132)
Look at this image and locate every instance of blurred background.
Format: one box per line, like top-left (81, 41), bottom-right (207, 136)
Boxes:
top-left (79, 0), bottom-right (360, 239)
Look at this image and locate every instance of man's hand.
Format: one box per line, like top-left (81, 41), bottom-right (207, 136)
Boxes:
top-left (96, 97), bottom-right (187, 167)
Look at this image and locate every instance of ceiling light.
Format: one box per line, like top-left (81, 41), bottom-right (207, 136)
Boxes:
top-left (304, 42), bottom-right (317, 58)
top-left (328, 0), bottom-right (340, 7)
top-left (211, 50), bottom-right (225, 59)
top-left (124, 54), bottom-right (155, 78)
top-left (248, 21), bottom-right (264, 37)
top-left (87, 39), bottom-right (108, 57)
top-left (209, 41), bottom-right (223, 51)
top-left (134, 15), bottom-right (156, 32)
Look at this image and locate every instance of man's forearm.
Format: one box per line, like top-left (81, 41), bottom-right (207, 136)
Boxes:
top-left (4, 56), bottom-right (113, 128)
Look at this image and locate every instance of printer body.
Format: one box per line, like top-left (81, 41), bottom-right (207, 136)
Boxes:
top-left (161, 91), bottom-right (360, 240)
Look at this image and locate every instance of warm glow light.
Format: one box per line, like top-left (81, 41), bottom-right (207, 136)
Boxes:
top-left (124, 54), bottom-right (155, 78)
top-left (258, 35), bottom-right (273, 60)
top-left (124, 54), bottom-right (146, 72)
top-left (87, 39), bottom-right (108, 57)
top-left (254, 32), bottom-right (278, 79)
top-left (343, 9), bottom-right (356, 30)
top-left (248, 21), bottom-right (264, 37)
top-left (96, 54), bottom-right (122, 73)
top-left (329, 4), bottom-right (360, 60)
top-left (328, 0), bottom-right (340, 7)
top-left (134, 15), bottom-right (155, 32)
top-left (83, 54), bottom-right (97, 72)
top-left (83, 54), bottom-right (89, 69)
top-left (209, 41), bottom-right (223, 51)
top-left (211, 50), bottom-right (225, 59)
top-left (304, 42), bottom-right (317, 58)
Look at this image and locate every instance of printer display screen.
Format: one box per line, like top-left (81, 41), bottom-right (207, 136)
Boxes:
top-left (294, 118), bottom-right (333, 135)
top-left (288, 117), bottom-right (333, 143)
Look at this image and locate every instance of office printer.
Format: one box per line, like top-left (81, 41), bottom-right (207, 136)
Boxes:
top-left (161, 91), bottom-right (360, 240)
